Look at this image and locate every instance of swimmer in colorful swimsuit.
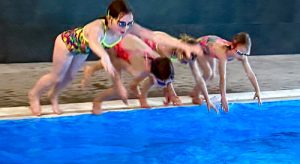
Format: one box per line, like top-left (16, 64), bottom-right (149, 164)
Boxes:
top-left (178, 32), bottom-right (261, 112)
top-left (28, 0), bottom-right (202, 116)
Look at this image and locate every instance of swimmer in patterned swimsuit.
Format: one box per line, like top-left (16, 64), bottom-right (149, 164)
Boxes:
top-left (178, 32), bottom-right (261, 112)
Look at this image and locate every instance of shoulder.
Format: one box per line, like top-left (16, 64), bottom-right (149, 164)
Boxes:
top-left (84, 19), bottom-right (105, 35)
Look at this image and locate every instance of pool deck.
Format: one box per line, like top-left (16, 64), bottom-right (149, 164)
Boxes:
top-left (1, 89), bottom-right (300, 120)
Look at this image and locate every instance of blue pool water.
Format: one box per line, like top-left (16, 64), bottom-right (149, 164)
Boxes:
top-left (0, 99), bottom-right (300, 163)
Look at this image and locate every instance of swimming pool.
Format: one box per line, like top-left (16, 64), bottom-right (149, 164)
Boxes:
top-left (0, 99), bottom-right (299, 163)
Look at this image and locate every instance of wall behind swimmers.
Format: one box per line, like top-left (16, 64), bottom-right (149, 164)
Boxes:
top-left (0, 0), bottom-right (300, 63)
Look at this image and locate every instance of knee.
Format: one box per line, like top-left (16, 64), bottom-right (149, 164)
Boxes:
top-left (203, 70), bottom-right (213, 81)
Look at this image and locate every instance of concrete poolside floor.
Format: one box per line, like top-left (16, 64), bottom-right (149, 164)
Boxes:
top-left (0, 54), bottom-right (300, 119)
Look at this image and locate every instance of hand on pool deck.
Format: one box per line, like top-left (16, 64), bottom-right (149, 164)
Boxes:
top-left (163, 87), bottom-right (182, 106)
top-left (163, 95), bottom-right (182, 106)
top-left (138, 97), bottom-right (151, 108)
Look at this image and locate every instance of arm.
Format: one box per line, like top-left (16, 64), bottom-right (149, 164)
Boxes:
top-left (85, 21), bottom-right (115, 76)
top-left (129, 23), bottom-right (203, 58)
top-left (163, 83), bottom-right (182, 106)
top-left (113, 70), bottom-right (128, 105)
top-left (218, 58), bottom-right (229, 112)
top-left (241, 57), bottom-right (262, 105)
top-left (189, 60), bottom-right (218, 113)
top-left (105, 48), bottom-right (128, 105)
top-left (129, 71), bottom-right (150, 98)
top-left (121, 34), bottom-right (161, 58)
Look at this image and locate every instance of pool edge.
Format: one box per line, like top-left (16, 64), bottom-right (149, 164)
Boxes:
top-left (1, 89), bottom-right (300, 120)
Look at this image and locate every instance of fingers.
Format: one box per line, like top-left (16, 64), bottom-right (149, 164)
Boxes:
top-left (253, 94), bottom-right (257, 100)
top-left (101, 60), bottom-right (115, 77)
top-left (120, 92), bottom-right (128, 105)
top-left (210, 103), bottom-right (219, 114)
top-left (253, 93), bottom-right (262, 106)
top-left (122, 99), bottom-right (128, 105)
top-left (173, 100), bottom-right (182, 106)
top-left (164, 100), bottom-right (170, 106)
top-left (224, 106), bottom-right (229, 112)
top-left (221, 103), bottom-right (229, 112)
top-left (212, 106), bottom-right (219, 114)
top-left (257, 97), bottom-right (262, 106)
top-left (207, 103), bottom-right (219, 114)
top-left (213, 107), bottom-right (219, 114)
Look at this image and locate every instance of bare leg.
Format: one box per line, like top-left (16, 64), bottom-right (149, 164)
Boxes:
top-left (92, 87), bottom-right (121, 114)
top-left (81, 60), bottom-right (103, 88)
top-left (91, 62), bottom-right (126, 114)
top-left (48, 54), bottom-right (88, 114)
top-left (28, 35), bottom-right (72, 116)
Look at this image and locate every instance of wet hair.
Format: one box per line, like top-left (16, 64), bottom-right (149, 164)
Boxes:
top-left (150, 57), bottom-right (174, 80)
top-left (102, 0), bottom-right (132, 26)
top-left (231, 32), bottom-right (251, 51)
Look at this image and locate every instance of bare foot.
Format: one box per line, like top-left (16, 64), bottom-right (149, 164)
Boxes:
top-left (28, 91), bottom-right (41, 116)
top-left (129, 82), bottom-right (140, 98)
top-left (139, 97), bottom-right (151, 108)
top-left (92, 101), bottom-right (102, 115)
top-left (50, 95), bottom-right (62, 115)
top-left (189, 91), bottom-right (204, 105)
top-left (189, 90), bottom-right (197, 98)
top-left (80, 65), bottom-right (93, 88)
top-left (192, 97), bottom-right (203, 105)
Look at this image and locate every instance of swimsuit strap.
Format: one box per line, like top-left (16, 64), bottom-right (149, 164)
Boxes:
top-left (100, 21), bottom-right (123, 48)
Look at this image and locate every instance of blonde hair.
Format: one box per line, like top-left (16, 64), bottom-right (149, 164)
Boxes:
top-left (232, 32), bottom-right (252, 51)
top-left (174, 34), bottom-right (198, 63)
top-left (179, 34), bottom-right (198, 45)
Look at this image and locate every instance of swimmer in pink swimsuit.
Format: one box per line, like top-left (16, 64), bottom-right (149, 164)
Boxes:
top-left (179, 32), bottom-right (261, 112)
